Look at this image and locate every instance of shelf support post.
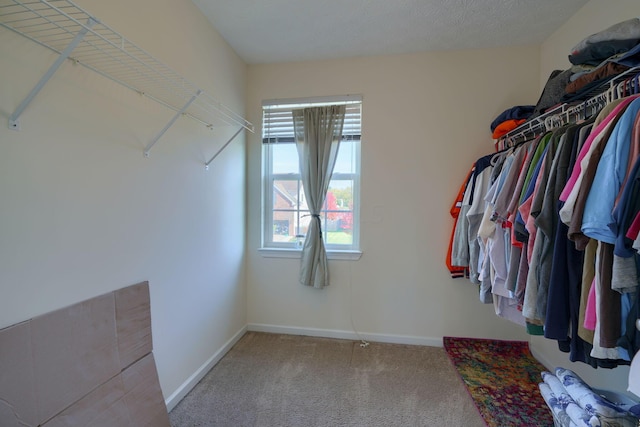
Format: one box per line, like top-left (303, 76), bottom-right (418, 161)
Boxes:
top-left (9, 18), bottom-right (97, 131)
top-left (205, 127), bottom-right (244, 170)
top-left (144, 90), bottom-right (202, 157)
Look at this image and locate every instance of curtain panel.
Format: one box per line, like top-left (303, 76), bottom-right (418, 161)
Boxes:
top-left (292, 105), bottom-right (346, 288)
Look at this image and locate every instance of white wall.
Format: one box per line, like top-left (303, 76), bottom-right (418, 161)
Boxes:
top-left (541, 0), bottom-right (640, 86)
top-left (246, 47), bottom-right (540, 345)
top-left (0, 0), bottom-right (247, 407)
top-left (4, 0), bottom-right (635, 411)
top-left (530, 0), bottom-right (640, 397)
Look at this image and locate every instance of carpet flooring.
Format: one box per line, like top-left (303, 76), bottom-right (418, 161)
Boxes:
top-left (443, 336), bottom-right (554, 427)
top-left (169, 332), bottom-right (486, 427)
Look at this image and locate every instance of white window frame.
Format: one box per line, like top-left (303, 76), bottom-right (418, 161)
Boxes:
top-left (260, 95), bottom-right (362, 260)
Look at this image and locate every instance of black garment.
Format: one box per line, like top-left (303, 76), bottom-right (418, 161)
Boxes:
top-left (531, 69), bottom-right (574, 119)
top-left (544, 203), bottom-right (586, 364)
top-left (542, 123), bottom-right (589, 363)
top-left (569, 38), bottom-right (640, 66)
top-left (467, 153), bottom-right (495, 206)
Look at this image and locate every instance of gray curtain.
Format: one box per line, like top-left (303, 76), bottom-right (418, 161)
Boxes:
top-left (292, 105), bottom-right (346, 288)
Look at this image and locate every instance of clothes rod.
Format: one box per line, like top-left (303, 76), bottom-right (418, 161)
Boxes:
top-left (500, 65), bottom-right (640, 145)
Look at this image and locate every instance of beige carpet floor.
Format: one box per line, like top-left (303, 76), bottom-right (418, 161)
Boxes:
top-left (169, 332), bottom-right (487, 427)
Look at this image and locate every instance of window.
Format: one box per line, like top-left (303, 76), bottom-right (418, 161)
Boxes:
top-left (261, 96), bottom-right (361, 254)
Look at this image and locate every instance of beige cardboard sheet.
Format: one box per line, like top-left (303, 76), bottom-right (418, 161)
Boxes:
top-left (0, 281), bottom-right (169, 427)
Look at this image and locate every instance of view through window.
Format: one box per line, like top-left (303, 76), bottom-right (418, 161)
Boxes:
top-left (262, 97), bottom-right (361, 251)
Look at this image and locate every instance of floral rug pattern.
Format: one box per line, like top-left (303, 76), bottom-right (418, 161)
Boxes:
top-left (443, 336), bottom-right (554, 427)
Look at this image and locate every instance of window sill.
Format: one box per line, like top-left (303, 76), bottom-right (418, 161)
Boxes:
top-left (258, 248), bottom-right (362, 261)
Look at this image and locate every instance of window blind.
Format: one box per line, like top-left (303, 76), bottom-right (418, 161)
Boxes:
top-left (262, 96), bottom-right (362, 144)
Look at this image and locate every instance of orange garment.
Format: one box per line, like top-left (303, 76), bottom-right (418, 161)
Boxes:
top-left (492, 119), bottom-right (526, 139)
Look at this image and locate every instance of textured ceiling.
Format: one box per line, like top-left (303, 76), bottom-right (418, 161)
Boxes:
top-left (191, 0), bottom-right (591, 65)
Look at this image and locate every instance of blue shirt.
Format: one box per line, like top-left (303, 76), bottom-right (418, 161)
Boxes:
top-left (582, 97), bottom-right (640, 243)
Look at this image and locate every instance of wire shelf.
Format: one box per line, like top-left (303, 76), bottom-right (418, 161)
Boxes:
top-left (500, 66), bottom-right (640, 146)
top-left (0, 0), bottom-right (253, 158)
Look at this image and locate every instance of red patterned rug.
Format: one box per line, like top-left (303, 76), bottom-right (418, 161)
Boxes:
top-left (443, 336), bottom-right (554, 427)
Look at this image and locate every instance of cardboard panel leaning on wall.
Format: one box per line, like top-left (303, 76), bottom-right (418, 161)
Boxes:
top-left (32, 292), bottom-right (121, 423)
top-left (0, 281), bottom-right (169, 427)
top-left (42, 354), bottom-right (169, 427)
top-left (0, 321), bottom-right (38, 427)
top-left (116, 283), bottom-right (153, 370)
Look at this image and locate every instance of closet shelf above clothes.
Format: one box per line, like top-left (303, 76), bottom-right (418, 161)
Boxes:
top-left (500, 66), bottom-right (640, 147)
top-left (0, 0), bottom-right (254, 164)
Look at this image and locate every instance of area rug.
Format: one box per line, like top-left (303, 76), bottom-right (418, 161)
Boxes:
top-left (443, 336), bottom-right (554, 427)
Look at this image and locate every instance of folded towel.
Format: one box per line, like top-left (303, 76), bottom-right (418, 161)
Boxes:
top-left (540, 382), bottom-right (576, 427)
top-left (543, 371), bottom-right (572, 398)
top-left (542, 371), bottom-right (599, 426)
top-left (556, 368), bottom-right (639, 427)
top-left (566, 402), bottom-right (600, 427)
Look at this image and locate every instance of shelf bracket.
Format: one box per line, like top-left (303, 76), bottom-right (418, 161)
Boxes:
top-left (205, 127), bottom-right (244, 170)
top-left (9, 18), bottom-right (98, 131)
top-left (143, 90), bottom-right (202, 157)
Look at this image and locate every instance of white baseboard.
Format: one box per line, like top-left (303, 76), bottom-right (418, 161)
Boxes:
top-left (247, 323), bottom-right (443, 347)
top-left (165, 325), bottom-right (248, 412)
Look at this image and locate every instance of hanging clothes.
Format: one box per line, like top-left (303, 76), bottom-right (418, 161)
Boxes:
top-left (446, 80), bottom-right (640, 368)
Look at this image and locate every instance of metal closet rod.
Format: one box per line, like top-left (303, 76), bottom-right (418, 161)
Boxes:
top-left (500, 65), bottom-right (640, 146)
top-left (0, 0), bottom-right (253, 162)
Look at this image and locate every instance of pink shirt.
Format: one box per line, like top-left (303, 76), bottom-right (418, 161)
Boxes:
top-left (626, 211), bottom-right (640, 241)
top-left (518, 194), bottom-right (535, 263)
top-left (559, 96), bottom-right (640, 202)
top-left (583, 278), bottom-right (597, 331)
